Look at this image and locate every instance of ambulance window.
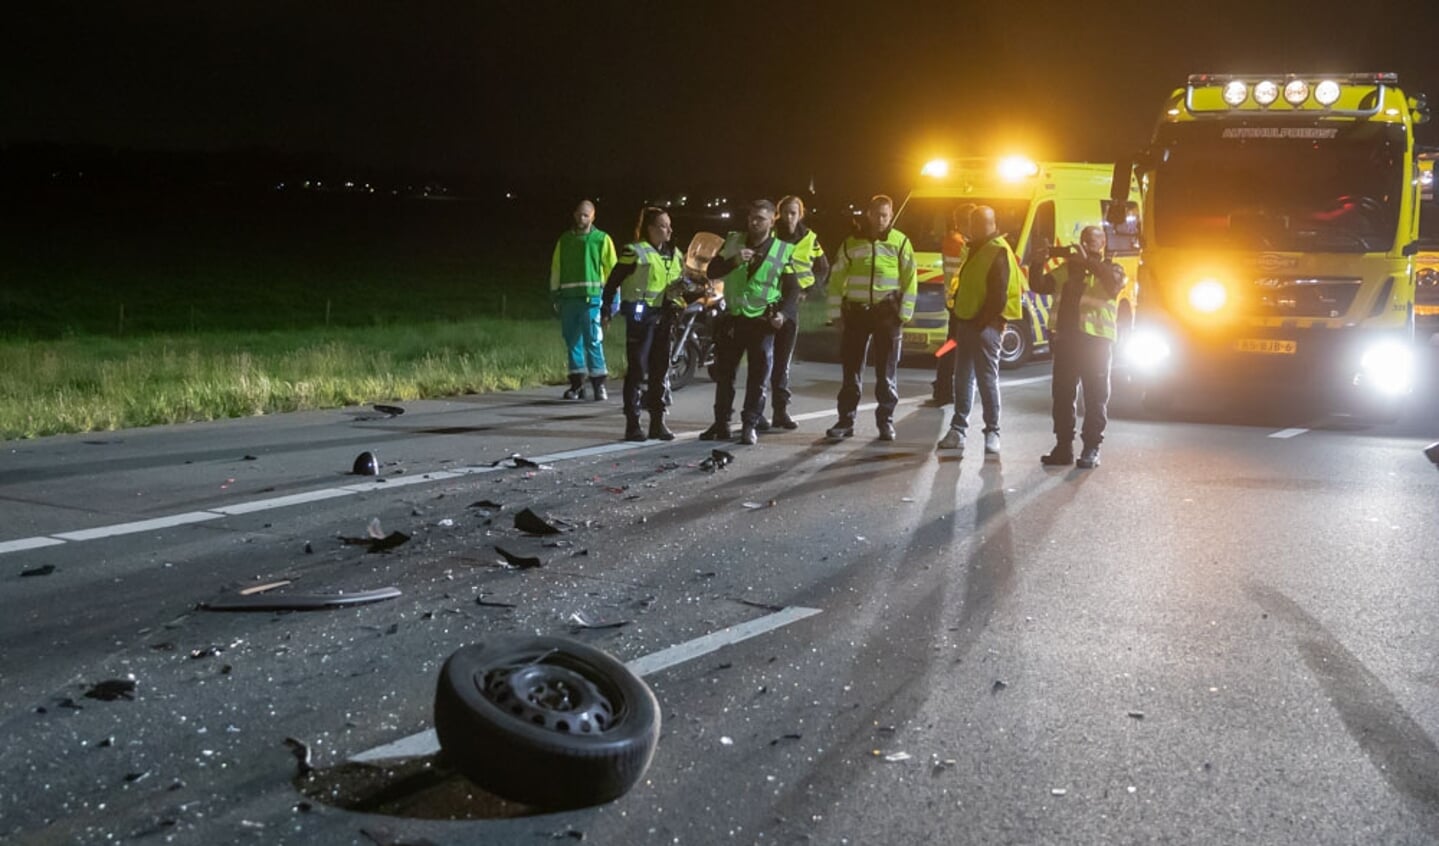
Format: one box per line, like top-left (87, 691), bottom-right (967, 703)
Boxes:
top-left (1025, 202), bottom-right (1055, 264)
top-left (1101, 201), bottom-right (1142, 253)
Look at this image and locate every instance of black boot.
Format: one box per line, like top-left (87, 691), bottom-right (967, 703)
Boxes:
top-left (562, 373), bottom-right (585, 400)
top-left (700, 421), bottom-right (732, 441)
top-left (648, 413), bottom-right (675, 441)
top-left (624, 416), bottom-right (645, 442)
top-left (772, 408), bottom-right (798, 429)
top-left (1076, 444), bottom-right (1101, 469)
top-left (1041, 441), bottom-right (1074, 466)
top-left (591, 375), bottom-right (608, 401)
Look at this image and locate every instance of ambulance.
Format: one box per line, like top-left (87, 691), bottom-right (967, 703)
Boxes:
top-left (1109, 73), bottom-right (1428, 418)
top-left (895, 158), bottom-right (1141, 368)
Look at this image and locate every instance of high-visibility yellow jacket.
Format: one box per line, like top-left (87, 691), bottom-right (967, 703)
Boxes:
top-left (826, 228), bottom-right (918, 321)
top-left (550, 228), bottom-right (618, 302)
top-left (952, 236), bottom-right (1023, 322)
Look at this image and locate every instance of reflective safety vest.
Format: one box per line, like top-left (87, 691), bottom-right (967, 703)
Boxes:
top-left (550, 228), bottom-right (618, 301)
top-left (720, 233), bottom-right (796, 318)
top-left (619, 241), bottom-right (684, 306)
top-left (951, 236), bottom-right (1023, 321)
top-left (785, 228), bottom-right (825, 289)
top-left (1046, 260), bottom-right (1120, 340)
top-left (826, 228), bottom-right (918, 321)
top-left (942, 236), bottom-right (969, 311)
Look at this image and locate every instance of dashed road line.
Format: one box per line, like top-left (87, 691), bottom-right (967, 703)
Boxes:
top-left (1268, 428), bottom-right (1310, 439)
top-left (0, 376), bottom-right (1053, 556)
top-left (349, 605), bottom-right (822, 763)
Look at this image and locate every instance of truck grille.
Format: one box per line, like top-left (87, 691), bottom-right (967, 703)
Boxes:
top-left (1248, 278), bottom-right (1360, 318)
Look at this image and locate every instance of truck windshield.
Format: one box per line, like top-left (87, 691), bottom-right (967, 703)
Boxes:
top-left (897, 197), bottom-right (1029, 253)
top-left (1150, 122), bottom-right (1404, 253)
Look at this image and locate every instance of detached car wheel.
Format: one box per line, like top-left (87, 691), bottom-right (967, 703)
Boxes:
top-left (434, 636), bottom-right (659, 809)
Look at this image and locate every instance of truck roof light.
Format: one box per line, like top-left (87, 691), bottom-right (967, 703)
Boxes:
top-left (1314, 79), bottom-right (1341, 106)
top-left (1188, 72), bottom-right (1399, 86)
top-left (921, 158), bottom-right (950, 179)
top-left (1253, 80), bottom-right (1279, 106)
top-left (1222, 81), bottom-right (1248, 106)
top-left (1284, 79), bottom-right (1310, 105)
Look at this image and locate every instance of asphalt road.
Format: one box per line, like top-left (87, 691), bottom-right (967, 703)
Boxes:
top-left (3, 344), bottom-right (1439, 845)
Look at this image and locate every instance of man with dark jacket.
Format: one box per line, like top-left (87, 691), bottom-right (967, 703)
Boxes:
top-left (1030, 225), bottom-right (1126, 468)
top-left (937, 206), bottom-right (1022, 457)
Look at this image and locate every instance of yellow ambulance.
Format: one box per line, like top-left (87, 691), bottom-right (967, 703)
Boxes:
top-left (1417, 153), bottom-right (1438, 334)
top-left (895, 158), bottom-right (1140, 367)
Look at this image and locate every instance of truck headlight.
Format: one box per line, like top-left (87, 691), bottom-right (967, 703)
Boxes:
top-left (1358, 340), bottom-right (1415, 395)
top-left (1253, 80), bottom-right (1280, 106)
top-left (1188, 279), bottom-right (1227, 313)
top-left (1314, 80), bottom-right (1341, 106)
top-left (1222, 81), bottom-right (1248, 106)
top-left (1123, 327), bottom-right (1172, 373)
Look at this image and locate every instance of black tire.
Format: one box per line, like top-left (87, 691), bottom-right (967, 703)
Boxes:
top-left (998, 318), bottom-right (1032, 369)
top-left (434, 636), bottom-right (660, 809)
top-left (669, 340), bottom-right (699, 391)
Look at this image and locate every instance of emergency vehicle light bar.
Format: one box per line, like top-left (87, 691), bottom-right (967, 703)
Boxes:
top-left (1187, 72), bottom-right (1399, 86)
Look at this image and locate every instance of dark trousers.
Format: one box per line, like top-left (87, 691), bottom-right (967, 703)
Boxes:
top-left (836, 303), bottom-right (903, 425)
top-left (712, 315), bottom-right (775, 428)
top-left (933, 314), bottom-right (958, 400)
top-left (949, 318), bottom-right (1002, 434)
top-left (622, 305), bottom-right (673, 420)
top-left (769, 309), bottom-right (799, 414)
top-left (1051, 330), bottom-right (1112, 448)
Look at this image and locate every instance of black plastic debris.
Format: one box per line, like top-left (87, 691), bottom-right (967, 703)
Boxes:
top-left (21, 564), bottom-right (56, 577)
top-left (352, 451), bottom-right (380, 476)
top-left (475, 596), bottom-right (518, 608)
top-left (366, 531), bottom-right (411, 554)
top-left (699, 449), bottom-right (735, 472)
top-left (189, 646), bottom-right (224, 660)
top-left (468, 499), bottom-right (504, 510)
top-left (1427, 442), bottom-right (1439, 463)
top-left (242, 454), bottom-right (258, 461)
top-left (339, 519), bottom-right (411, 553)
top-left (84, 678), bottom-right (137, 702)
top-left (201, 587), bottom-right (402, 612)
top-left (514, 508), bottom-right (563, 535)
top-left (495, 546), bottom-right (543, 569)
top-left (284, 737), bottom-right (314, 776)
top-left (373, 404), bottom-right (405, 417)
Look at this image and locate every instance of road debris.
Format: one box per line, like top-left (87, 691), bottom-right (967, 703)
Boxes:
top-left (84, 678), bottom-right (137, 702)
top-left (373, 404), bottom-right (405, 417)
top-left (567, 611), bottom-right (632, 630)
top-left (741, 501), bottom-right (775, 510)
top-left (495, 546), bottom-right (543, 569)
top-left (239, 579), bottom-right (293, 596)
top-left (242, 454), bottom-right (258, 461)
top-left (338, 518), bottom-right (411, 553)
top-left (877, 751), bottom-right (912, 763)
top-left (991, 680), bottom-right (1008, 693)
top-left (283, 737), bottom-right (314, 776)
top-left (352, 451), bottom-right (380, 476)
top-left (1127, 710), bottom-right (1145, 720)
top-left (1051, 788), bottom-right (1068, 796)
top-left (514, 508), bottom-right (565, 535)
top-left (468, 499), bottom-right (503, 510)
top-left (699, 449), bottom-right (735, 472)
top-left (21, 564), bottom-right (56, 577)
top-left (475, 596), bottom-right (518, 609)
top-left (201, 587), bottom-right (402, 612)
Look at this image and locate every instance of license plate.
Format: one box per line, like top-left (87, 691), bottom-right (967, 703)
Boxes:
top-left (1236, 338), bottom-right (1297, 355)
top-left (903, 331), bottom-right (930, 347)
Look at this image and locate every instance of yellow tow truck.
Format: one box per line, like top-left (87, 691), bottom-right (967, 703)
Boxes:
top-left (1109, 73), bottom-right (1429, 418)
top-left (896, 157), bottom-right (1140, 367)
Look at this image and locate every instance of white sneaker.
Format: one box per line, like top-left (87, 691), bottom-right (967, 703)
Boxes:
top-left (937, 429), bottom-right (965, 451)
top-left (983, 431), bottom-right (1000, 455)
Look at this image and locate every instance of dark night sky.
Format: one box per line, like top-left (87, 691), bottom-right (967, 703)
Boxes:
top-left (3, 0), bottom-right (1435, 199)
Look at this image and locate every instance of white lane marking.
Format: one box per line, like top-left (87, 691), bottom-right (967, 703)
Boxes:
top-left (211, 488), bottom-right (357, 515)
top-left (52, 511), bottom-right (222, 541)
top-left (349, 605), bottom-right (822, 764)
top-left (1269, 428), bottom-right (1310, 439)
top-left (1, 378), bottom-right (1056, 555)
top-left (999, 375), bottom-right (1053, 388)
top-left (0, 537), bottom-right (66, 554)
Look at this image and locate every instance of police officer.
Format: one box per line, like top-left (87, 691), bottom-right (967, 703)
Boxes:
top-left (823, 194), bottom-right (918, 442)
top-left (937, 205), bottom-right (1022, 457)
top-left (701, 199), bottom-right (800, 446)
top-left (550, 200), bottom-right (618, 400)
top-left (1030, 225), bottom-right (1126, 468)
top-left (601, 207), bottom-right (684, 442)
top-left (756, 194), bottom-right (829, 431)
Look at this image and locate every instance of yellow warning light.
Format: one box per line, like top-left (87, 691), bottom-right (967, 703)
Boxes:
top-left (921, 159), bottom-right (950, 179)
top-left (997, 156), bottom-right (1039, 182)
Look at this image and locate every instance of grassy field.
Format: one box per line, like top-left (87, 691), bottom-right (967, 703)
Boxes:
top-left (0, 193), bottom-right (843, 439)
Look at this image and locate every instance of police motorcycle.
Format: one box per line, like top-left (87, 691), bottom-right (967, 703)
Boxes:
top-left (663, 232), bottom-right (726, 391)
